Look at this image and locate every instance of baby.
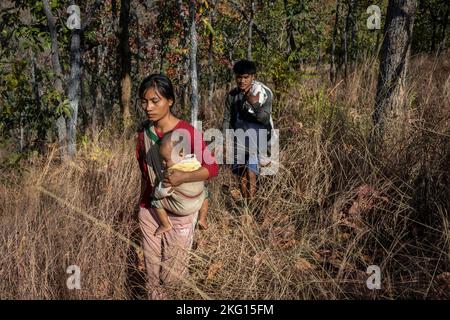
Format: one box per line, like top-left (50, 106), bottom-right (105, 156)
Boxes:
top-left (152, 131), bottom-right (206, 235)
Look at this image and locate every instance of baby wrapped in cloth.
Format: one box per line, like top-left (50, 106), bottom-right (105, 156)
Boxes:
top-left (150, 130), bottom-right (205, 235)
top-left (152, 154), bottom-right (205, 214)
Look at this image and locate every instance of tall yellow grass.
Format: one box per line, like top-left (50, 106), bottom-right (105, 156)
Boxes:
top-left (1, 53), bottom-right (449, 299)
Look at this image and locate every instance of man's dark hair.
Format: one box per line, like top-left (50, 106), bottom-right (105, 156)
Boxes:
top-left (233, 60), bottom-right (256, 75)
top-left (138, 73), bottom-right (175, 105)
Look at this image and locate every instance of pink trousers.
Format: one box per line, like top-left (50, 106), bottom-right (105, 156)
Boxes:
top-left (138, 206), bottom-right (197, 299)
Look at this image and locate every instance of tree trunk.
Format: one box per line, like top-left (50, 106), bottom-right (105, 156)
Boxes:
top-left (330, 0), bottom-right (340, 82)
top-left (374, 30), bottom-right (381, 56)
top-left (118, 0), bottom-right (132, 131)
top-left (430, 13), bottom-right (437, 52)
top-left (283, 0), bottom-right (300, 70)
top-left (67, 27), bottom-right (81, 158)
top-left (373, 0), bottom-right (417, 137)
top-left (42, 0), bottom-right (67, 157)
top-left (93, 46), bottom-right (106, 138)
top-left (133, 10), bottom-right (141, 77)
top-left (350, 0), bottom-right (358, 63)
top-left (19, 112), bottom-right (24, 152)
top-left (247, 0), bottom-right (254, 60)
top-left (438, 2), bottom-right (449, 54)
top-left (343, 0), bottom-right (356, 79)
top-left (316, 33), bottom-right (321, 70)
top-left (189, 0), bottom-right (199, 128)
top-left (30, 51), bottom-right (46, 154)
top-left (178, 0), bottom-right (191, 113)
top-left (207, 0), bottom-right (217, 119)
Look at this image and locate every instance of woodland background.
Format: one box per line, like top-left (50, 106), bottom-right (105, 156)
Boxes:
top-left (0, 0), bottom-right (449, 299)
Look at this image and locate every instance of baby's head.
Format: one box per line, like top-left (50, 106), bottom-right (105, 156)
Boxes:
top-left (159, 130), bottom-right (189, 169)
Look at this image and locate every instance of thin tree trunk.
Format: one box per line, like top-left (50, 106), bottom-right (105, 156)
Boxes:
top-left (79, 67), bottom-right (89, 134)
top-left (374, 30), bottom-right (381, 56)
top-left (67, 27), bottom-right (81, 158)
top-left (350, 0), bottom-right (358, 63)
top-left (30, 51), bottom-right (46, 154)
top-left (343, 0), bottom-right (356, 79)
top-left (178, 0), bottom-right (191, 112)
top-left (373, 0), bottom-right (417, 137)
top-left (91, 46), bottom-right (104, 139)
top-left (118, 0), bottom-right (132, 131)
top-left (438, 3), bottom-right (449, 54)
top-left (247, 0), bottom-right (254, 60)
top-left (19, 112), bottom-right (24, 151)
top-left (133, 10), bottom-right (141, 77)
top-left (316, 33), bottom-right (321, 70)
top-left (283, 0), bottom-right (300, 70)
top-left (189, 0), bottom-right (199, 128)
top-left (207, 0), bottom-right (217, 119)
top-left (330, 0), bottom-right (341, 82)
top-left (66, 0), bottom-right (103, 156)
top-left (42, 0), bottom-right (67, 157)
top-left (430, 13), bottom-right (437, 52)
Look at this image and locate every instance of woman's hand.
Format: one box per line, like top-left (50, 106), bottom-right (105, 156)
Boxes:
top-left (163, 167), bottom-right (210, 187)
top-left (163, 169), bottom-right (186, 187)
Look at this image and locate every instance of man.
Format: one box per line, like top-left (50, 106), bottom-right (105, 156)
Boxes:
top-left (222, 59), bottom-right (274, 199)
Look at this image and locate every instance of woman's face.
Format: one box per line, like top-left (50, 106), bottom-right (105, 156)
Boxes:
top-left (140, 87), bottom-right (173, 122)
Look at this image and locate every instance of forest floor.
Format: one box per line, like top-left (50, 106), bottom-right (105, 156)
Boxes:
top-left (1, 52), bottom-right (449, 299)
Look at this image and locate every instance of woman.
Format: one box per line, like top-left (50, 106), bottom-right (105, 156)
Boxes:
top-left (135, 74), bottom-right (218, 299)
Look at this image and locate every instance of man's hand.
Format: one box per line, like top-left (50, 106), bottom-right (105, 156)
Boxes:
top-left (246, 91), bottom-right (260, 105)
top-left (163, 169), bottom-right (186, 187)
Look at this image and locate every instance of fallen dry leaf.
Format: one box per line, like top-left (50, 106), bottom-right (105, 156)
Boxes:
top-left (338, 232), bottom-right (351, 241)
top-left (295, 258), bottom-right (315, 272)
top-left (316, 249), bottom-right (333, 258)
top-left (206, 261), bottom-right (223, 281)
top-left (230, 188), bottom-right (242, 200)
top-left (361, 255), bottom-right (372, 264)
top-left (241, 213), bottom-right (254, 227)
top-left (269, 225), bottom-right (296, 249)
top-left (253, 250), bottom-right (268, 267)
top-left (137, 249), bottom-right (145, 272)
top-left (280, 239), bottom-right (297, 250)
top-left (312, 251), bottom-right (322, 260)
top-left (436, 272), bottom-right (450, 284)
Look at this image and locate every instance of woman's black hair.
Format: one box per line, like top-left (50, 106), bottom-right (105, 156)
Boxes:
top-left (138, 73), bottom-right (175, 105)
top-left (233, 59), bottom-right (257, 75)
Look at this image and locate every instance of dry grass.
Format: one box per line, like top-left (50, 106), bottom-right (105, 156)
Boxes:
top-left (1, 53), bottom-right (449, 299)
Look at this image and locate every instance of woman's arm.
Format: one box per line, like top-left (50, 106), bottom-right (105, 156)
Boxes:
top-left (140, 176), bottom-right (147, 200)
top-left (163, 167), bottom-right (209, 187)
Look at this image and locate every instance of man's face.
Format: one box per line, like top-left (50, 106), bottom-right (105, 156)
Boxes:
top-left (235, 73), bottom-right (254, 92)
